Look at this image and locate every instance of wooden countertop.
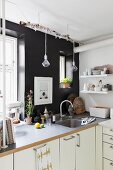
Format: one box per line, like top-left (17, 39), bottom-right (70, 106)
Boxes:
top-left (0, 117), bottom-right (106, 157)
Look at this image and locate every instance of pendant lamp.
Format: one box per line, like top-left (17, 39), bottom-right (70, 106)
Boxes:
top-left (72, 41), bottom-right (78, 71)
top-left (42, 33), bottom-right (50, 67)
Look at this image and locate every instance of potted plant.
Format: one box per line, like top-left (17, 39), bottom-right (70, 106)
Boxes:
top-left (25, 90), bottom-right (34, 124)
top-left (60, 77), bottom-right (72, 88)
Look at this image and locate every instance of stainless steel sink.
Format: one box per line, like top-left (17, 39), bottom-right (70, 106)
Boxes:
top-left (56, 117), bottom-right (96, 128)
top-left (56, 119), bottom-right (82, 128)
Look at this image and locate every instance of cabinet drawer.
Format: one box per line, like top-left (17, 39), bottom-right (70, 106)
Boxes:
top-left (103, 134), bottom-right (113, 145)
top-left (103, 127), bottom-right (113, 136)
top-left (103, 158), bottom-right (113, 170)
top-left (103, 142), bottom-right (113, 161)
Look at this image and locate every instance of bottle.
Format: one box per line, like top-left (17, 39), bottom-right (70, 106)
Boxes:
top-left (51, 112), bottom-right (56, 124)
top-left (44, 107), bottom-right (48, 114)
top-left (44, 107), bottom-right (49, 124)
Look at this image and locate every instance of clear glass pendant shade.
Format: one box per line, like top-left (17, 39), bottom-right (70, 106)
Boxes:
top-left (72, 60), bottom-right (78, 71)
top-left (42, 54), bottom-right (50, 67)
top-left (42, 33), bottom-right (50, 67)
top-left (72, 41), bottom-right (78, 71)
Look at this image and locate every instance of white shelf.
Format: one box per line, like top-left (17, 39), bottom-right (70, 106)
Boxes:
top-left (80, 90), bottom-right (113, 94)
top-left (80, 74), bottom-right (113, 78)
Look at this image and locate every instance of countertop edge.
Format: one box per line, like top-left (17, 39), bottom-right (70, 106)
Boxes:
top-left (0, 123), bottom-right (98, 157)
top-left (99, 119), bottom-right (113, 128)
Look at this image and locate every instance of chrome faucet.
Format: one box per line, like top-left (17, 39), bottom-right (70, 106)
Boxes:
top-left (60, 100), bottom-right (73, 118)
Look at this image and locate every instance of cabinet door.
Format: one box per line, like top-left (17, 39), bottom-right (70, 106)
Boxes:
top-left (0, 154), bottom-right (13, 170)
top-left (76, 127), bottom-right (95, 170)
top-left (60, 134), bottom-right (76, 170)
top-left (103, 158), bottom-right (113, 170)
top-left (14, 139), bottom-right (59, 170)
top-left (14, 147), bottom-right (35, 170)
top-left (48, 139), bottom-right (60, 170)
top-left (96, 125), bottom-right (102, 170)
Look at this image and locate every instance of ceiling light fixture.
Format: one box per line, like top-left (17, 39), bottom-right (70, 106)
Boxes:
top-left (42, 33), bottom-right (50, 67)
top-left (20, 21), bottom-right (79, 69)
top-left (72, 41), bottom-right (78, 71)
top-left (20, 21), bottom-right (78, 43)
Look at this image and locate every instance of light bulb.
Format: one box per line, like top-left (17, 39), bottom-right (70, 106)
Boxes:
top-left (72, 61), bottom-right (78, 71)
top-left (42, 54), bottom-right (50, 67)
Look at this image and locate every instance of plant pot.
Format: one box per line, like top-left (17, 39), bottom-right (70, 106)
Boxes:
top-left (63, 83), bottom-right (70, 88)
top-left (25, 115), bottom-right (32, 125)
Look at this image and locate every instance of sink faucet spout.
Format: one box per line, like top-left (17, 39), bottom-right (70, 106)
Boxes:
top-left (60, 100), bottom-right (73, 118)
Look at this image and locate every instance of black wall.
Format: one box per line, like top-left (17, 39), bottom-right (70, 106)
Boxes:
top-left (5, 20), bottom-right (79, 114)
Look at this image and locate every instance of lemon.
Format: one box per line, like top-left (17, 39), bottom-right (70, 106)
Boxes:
top-left (35, 122), bottom-right (40, 129)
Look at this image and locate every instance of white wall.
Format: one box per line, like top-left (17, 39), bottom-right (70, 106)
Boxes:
top-left (79, 45), bottom-right (113, 111)
top-left (5, 0), bottom-right (38, 23)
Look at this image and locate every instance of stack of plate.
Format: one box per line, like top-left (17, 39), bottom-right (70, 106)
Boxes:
top-left (92, 70), bottom-right (101, 75)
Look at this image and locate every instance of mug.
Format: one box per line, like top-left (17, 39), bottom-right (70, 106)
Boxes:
top-left (87, 68), bottom-right (92, 75)
top-left (83, 72), bottom-right (87, 76)
top-left (83, 83), bottom-right (88, 91)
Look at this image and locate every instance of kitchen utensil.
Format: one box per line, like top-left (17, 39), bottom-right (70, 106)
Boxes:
top-left (81, 117), bottom-right (96, 125)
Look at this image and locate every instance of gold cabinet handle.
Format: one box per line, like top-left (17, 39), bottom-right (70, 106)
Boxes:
top-left (110, 137), bottom-right (113, 140)
top-left (63, 135), bottom-right (75, 141)
top-left (110, 129), bottom-right (113, 132)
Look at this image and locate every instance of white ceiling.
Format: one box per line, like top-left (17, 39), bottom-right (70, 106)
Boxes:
top-left (4, 0), bottom-right (113, 42)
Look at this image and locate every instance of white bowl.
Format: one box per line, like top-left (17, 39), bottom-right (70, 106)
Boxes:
top-left (102, 88), bottom-right (108, 92)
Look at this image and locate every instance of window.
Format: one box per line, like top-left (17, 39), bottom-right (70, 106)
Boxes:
top-left (0, 35), bottom-right (17, 113)
top-left (60, 56), bottom-right (65, 82)
top-left (59, 55), bottom-right (72, 83)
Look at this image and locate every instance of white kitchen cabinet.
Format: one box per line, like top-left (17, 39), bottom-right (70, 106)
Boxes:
top-left (102, 126), bottom-right (113, 170)
top-left (14, 139), bottom-right (59, 170)
top-left (0, 154), bottom-right (13, 170)
top-left (14, 147), bottom-right (35, 170)
top-left (76, 127), bottom-right (95, 170)
top-left (60, 134), bottom-right (76, 170)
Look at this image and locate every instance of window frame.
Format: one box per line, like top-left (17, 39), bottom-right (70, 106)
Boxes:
top-left (0, 35), bottom-right (17, 112)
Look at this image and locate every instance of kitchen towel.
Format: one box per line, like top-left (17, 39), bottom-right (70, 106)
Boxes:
top-left (35, 144), bottom-right (53, 170)
top-left (6, 118), bottom-right (15, 144)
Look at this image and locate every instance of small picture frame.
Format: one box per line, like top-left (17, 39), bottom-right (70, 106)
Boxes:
top-left (34, 77), bottom-right (53, 105)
